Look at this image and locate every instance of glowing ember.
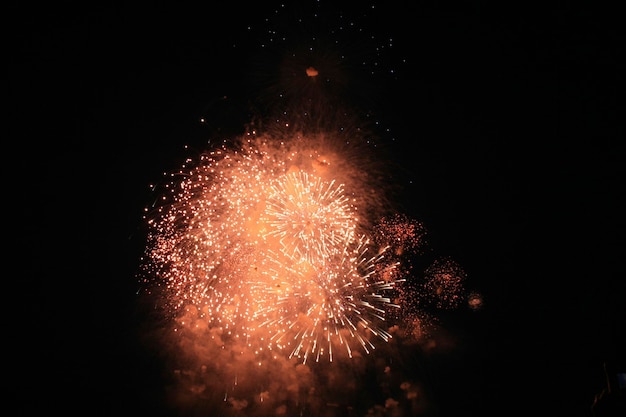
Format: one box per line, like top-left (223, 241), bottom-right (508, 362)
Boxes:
top-left (306, 66), bottom-right (319, 77)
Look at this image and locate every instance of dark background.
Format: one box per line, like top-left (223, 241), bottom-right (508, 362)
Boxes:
top-left (10, 2), bottom-right (624, 416)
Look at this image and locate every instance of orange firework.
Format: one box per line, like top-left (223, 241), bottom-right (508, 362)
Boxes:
top-left (140, 133), bottom-right (402, 363)
top-left (422, 257), bottom-right (467, 310)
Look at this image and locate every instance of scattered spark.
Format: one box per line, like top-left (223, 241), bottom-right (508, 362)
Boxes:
top-left (422, 257), bottom-right (467, 310)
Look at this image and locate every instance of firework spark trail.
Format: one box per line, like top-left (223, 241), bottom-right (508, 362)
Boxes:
top-left (141, 133), bottom-right (404, 362)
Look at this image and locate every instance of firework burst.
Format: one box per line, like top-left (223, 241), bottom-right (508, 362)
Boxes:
top-left (131, 3), bottom-right (485, 416)
top-left (140, 132), bottom-right (404, 363)
top-left (261, 169), bottom-right (357, 265)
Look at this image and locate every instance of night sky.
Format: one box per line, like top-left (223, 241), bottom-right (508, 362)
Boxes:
top-left (11, 2), bottom-right (624, 416)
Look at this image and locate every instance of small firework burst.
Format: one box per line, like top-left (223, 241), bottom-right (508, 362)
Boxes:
top-left (422, 257), bottom-right (467, 310)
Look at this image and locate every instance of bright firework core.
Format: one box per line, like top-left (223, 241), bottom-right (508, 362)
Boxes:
top-left (141, 132), bottom-right (408, 364)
